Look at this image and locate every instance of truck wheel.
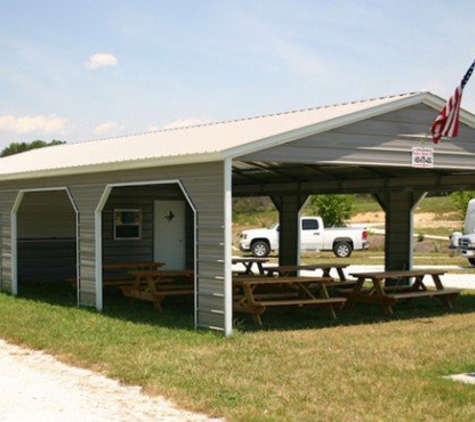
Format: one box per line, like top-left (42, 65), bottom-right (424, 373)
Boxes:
top-left (468, 258), bottom-right (475, 266)
top-left (333, 241), bottom-right (352, 258)
top-left (251, 241), bottom-right (270, 257)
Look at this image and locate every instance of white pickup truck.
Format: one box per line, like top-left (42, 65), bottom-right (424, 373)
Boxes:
top-left (239, 216), bottom-right (369, 258)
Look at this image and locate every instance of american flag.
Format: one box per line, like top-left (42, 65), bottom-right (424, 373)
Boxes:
top-left (431, 59), bottom-right (475, 143)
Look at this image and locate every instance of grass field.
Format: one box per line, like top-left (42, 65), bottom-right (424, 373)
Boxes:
top-left (1, 283), bottom-right (475, 421)
top-left (1, 194), bottom-right (473, 421)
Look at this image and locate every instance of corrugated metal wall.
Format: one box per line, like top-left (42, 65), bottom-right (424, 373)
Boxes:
top-left (0, 161), bottom-right (228, 331)
top-left (102, 184), bottom-right (194, 268)
top-left (16, 190), bottom-right (76, 283)
top-left (0, 190), bottom-right (19, 292)
top-left (239, 104), bottom-right (475, 166)
top-left (69, 185), bottom-right (107, 307)
top-left (181, 165), bottom-right (227, 331)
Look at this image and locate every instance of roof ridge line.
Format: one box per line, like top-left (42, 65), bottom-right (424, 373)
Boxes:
top-left (66, 90), bottom-right (424, 147)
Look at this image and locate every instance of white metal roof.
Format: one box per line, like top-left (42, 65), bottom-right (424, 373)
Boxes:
top-left (0, 91), bottom-right (467, 181)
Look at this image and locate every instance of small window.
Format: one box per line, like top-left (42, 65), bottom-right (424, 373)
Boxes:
top-left (302, 219), bottom-right (319, 230)
top-left (114, 209), bottom-right (142, 240)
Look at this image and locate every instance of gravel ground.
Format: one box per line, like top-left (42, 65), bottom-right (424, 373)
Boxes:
top-left (0, 339), bottom-right (224, 422)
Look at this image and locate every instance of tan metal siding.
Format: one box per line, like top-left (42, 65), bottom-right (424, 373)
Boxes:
top-left (182, 163), bottom-right (227, 331)
top-left (102, 184), bottom-right (194, 268)
top-left (17, 191), bottom-right (76, 239)
top-left (0, 162), bottom-right (228, 330)
top-left (239, 104), bottom-right (475, 168)
top-left (69, 185), bottom-right (107, 307)
top-left (0, 190), bottom-right (19, 292)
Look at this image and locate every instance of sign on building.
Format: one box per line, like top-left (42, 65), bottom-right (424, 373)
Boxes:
top-left (411, 146), bottom-right (434, 168)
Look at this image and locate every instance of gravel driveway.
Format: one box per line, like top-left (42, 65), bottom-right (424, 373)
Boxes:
top-left (0, 339), bottom-right (224, 422)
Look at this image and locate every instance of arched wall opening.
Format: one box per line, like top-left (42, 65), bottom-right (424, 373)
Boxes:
top-left (98, 182), bottom-right (196, 318)
top-left (14, 189), bottom-right (78, 299)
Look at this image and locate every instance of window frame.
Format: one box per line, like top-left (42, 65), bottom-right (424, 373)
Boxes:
top-left (113, 208), bottom-right (142, 240)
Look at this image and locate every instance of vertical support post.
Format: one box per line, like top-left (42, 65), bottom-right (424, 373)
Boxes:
top-left (374, 190), bottom-right (427, 273)
top-left (271, 194), bottom-right (308, 268)
top-left (69, 185), bottom-right (109, 310)
top-left (10, 191), bottom-right (25, 296)
top-left (0, 191), bottom-right (20, 294)
top-left (224, 158), bottom-right (233, 336)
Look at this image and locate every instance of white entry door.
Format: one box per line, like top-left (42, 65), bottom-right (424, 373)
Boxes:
top-left (154, 200), bottom-right (186, 269)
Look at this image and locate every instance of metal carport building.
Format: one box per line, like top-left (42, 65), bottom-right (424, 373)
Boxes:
top-left (1, 90), bottom-right (475, 336)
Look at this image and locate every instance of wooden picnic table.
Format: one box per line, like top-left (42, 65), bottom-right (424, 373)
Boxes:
top-left (102, 261), bottom-right (165, 286)
top-left (346, 269), bottom-right (461, 314)
top-left (120, 269), bottom-right (194, 310)
top-left (233, 275), bottom-right (347, 326)
top-left (263, 263), bottom-right (350, 281)
top-left (232, 257), bottom-right (269, 276)
top-left (69, 261), bottom-right (165, 288)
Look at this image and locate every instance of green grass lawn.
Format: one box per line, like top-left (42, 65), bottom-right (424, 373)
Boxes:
top-left (2, 282), bottom-right (475, 421)
top-left (0, 195), bottom-right (470, 420)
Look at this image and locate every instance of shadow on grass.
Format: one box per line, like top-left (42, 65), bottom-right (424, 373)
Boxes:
top-left (232, 291), bottom-right (475, 332)
top-left (17, 281), bottom-right (195, 331)
top-left (15, 281), bottom-right (475, 334)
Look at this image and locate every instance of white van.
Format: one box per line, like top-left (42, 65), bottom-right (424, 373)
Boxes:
top-left (452, 199), bottom-right (475, 265)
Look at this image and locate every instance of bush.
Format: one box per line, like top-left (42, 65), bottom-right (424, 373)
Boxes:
top-left (450, 191), bottom-right (475, 219)
top-left (309, 194), bottom-right (356, 227)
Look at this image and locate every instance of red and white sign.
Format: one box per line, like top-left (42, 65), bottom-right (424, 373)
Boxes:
top-left (411, 146), bottom-right (434, 168)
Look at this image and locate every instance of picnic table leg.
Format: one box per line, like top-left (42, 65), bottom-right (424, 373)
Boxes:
top-left (431, 274), bottom-right (445, 291)
top-left (441, 297), bottom-right (453, 309)
top-left (371, 277), bottom-right (394, 315)
top-left (429, 274), bottom-right (453, 308)
top-left (252, 313), bottom-right (263, 326)
top-left (345, 278), bottom-right (365, 309)
top-left (336, 268), bottom-right (346, 281)
top-left (243, 283), bottom-right (265, 325)
top-left (311, 282), bottom-right (337, 320)
top-left (256, 262), bottom-right (265, 275)
top-left (411, 275), bottom-right (427, 291)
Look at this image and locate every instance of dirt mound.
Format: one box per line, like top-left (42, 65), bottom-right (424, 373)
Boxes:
top-left (350, 211), bottom-right (461, 229)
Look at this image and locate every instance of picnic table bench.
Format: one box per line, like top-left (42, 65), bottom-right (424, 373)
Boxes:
top-left (262, 263), bottom-right (357, 295)
top-left (233, 276), bottom-right (346, 325)
top-left (69, 261), bottom-right (165, 288)
top-left (120, 269), bottom-right (194, 310)
top-left (346, 269), bottom-right (461, 314)
top-left (102, 261), bottom-right (165, 286)
top-left (262, 263), bottom-right (350, 281)
top-left (232, 257), bottom-right (269, 276)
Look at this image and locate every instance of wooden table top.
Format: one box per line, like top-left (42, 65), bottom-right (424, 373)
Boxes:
top-left (264, 263), bottom-right (349, 271)
top-left (232, 257), bottom-right (269, 263)
top-left (129, 269), bottom-right (194, 276)
top-left (234, 276), bottom-right (333, 286)
top-left (350, 269), bottom-right (445, 278)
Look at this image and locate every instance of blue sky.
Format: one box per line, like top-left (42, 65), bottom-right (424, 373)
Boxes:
top-left (1, 0), bottom-right (475, 149)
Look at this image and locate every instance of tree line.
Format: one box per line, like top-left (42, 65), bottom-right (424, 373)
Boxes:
top-left (0, 140), bottom-right (65, 157)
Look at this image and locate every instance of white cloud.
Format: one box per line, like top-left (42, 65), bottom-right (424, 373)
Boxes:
top-left (163, 117), bottom-right (210, 129)
top-left (0, 114), bottom-right (67, 134)
top-left (94, 121), bottom-right (120, 135)
top-left (85, 53), bottom-right (118, 70)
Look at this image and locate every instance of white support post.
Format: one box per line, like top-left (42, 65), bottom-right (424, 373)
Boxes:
top-left (224, 158), bottom-right (233, 336)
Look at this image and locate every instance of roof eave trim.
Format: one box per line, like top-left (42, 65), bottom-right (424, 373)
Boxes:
top-left (421, 95), bottom-right (475, 128)
top-left (0, 152), bottom-right (224, 182)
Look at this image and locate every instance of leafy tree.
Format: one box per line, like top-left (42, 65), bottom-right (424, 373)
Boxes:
top-left (450, 190), bottom-right (475, 219)
top-left (310, 194), bottom-right (356, 227)
top-left (0, 139), bottom-right (65, 157)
